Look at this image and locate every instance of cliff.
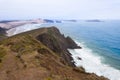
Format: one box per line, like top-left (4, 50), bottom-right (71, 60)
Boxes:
top-left (0, 27), bottom-right (108, 80)
top-left (36, 27), bottom-right (81, 67)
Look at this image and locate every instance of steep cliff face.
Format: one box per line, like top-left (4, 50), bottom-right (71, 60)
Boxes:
top-left (36, 27), bottom-right (81, 67)
top-left (0, 27), bottom-right (108, 80)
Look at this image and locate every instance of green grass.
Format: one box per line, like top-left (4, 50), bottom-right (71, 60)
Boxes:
top-left (9, 35), bottom-right (42, 55)
top-left (0, 46), bottom-right (7, 62)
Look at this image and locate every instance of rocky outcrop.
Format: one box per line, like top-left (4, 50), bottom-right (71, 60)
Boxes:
top-left (36, 27), bottom-right (81, 66)
top-left (0, 27), bottom-right (108, 80)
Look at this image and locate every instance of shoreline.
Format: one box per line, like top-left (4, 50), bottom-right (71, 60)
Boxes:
top-left (69, 40), bottom-right (120, 80)
top-left (4, 24), bottom-right (119, 80)
top-left (0, 19), bottom-right (44, 29)
top-left (0, 27), bottom-right (108, 80)
top-left (6, 24), bottom-right (42, 36)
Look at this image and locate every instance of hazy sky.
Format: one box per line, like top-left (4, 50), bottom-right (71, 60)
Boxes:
top-left (0, 0), bottom-right (120, 20)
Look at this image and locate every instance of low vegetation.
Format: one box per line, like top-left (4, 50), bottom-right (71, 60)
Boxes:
top-left (0, 46), bottom-right (7, 62)
top-left (0, 27), bottom-right (108, 80)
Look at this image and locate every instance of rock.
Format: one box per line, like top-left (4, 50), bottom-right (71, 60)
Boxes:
top-left (36, 27), bottom-right (81, 67)
top-left (77, 57), bottom-right (82, 60)
top-left (66, 36), bottom-right (81, 49)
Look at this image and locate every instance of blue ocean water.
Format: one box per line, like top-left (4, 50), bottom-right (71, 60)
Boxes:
top-left (40, 20), bottom-right (120, 70)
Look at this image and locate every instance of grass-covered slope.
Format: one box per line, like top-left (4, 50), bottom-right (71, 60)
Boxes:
top-left (0, 27), bottom-right (108, 80)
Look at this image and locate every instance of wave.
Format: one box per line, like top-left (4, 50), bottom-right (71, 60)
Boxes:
top-left (69, 41), bottom-right (120, 80)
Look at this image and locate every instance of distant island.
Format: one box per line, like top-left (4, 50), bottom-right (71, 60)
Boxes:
top-left (44, 19), bottom-right (77, 23)
top-left (85, 19), bottom-right (103, 22)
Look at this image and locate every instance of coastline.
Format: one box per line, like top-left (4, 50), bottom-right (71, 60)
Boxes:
top-left (69, 40), bottom-right (120, 80)
top-left (6, 24), bottom-right (42, 36)
top-left (5, 23), bottom-right (120, 80)
top-left (0, 27), bottom-right (108, 80)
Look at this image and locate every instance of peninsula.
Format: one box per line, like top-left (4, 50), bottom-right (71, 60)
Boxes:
top-left (0, 27), bottom-right (108, 80)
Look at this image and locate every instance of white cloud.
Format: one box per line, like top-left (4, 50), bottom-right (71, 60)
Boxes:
top-left (0, 0), bottom-right (120, 20)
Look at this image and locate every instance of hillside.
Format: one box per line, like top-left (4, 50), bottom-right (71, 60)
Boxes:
top-left (0, 27), bottom-right (7, 40)
top-left (0, 27), bottom-right (108, 80)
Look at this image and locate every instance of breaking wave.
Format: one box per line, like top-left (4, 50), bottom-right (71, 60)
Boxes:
top-left (69, 41), bottom-right (120, 80)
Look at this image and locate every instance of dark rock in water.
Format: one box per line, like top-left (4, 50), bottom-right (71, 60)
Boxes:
top-left (77, 57), bottom-right (82, 60)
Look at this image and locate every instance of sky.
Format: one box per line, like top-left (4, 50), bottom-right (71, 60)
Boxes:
top-left (0, 0), bottom-right (120, 20)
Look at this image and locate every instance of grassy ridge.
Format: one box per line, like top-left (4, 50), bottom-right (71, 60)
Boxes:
top-left (0, 27), bottom-right (108, 80)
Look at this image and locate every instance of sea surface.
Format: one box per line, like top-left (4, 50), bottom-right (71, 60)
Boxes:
top-left (7, 20), bottom-right (120, 80)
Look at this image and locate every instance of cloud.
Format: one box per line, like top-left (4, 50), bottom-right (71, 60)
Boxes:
top-left (0, 0), bottom-right (120, 20)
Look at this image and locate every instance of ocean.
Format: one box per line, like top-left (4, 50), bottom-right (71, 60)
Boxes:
top-left (7, 20), bottom-right (120, 80)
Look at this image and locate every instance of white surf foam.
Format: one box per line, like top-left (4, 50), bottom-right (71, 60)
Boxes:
top-left (7, 24), bottom-right (42, 36)
top-left (69, 41), bottom-right (120, 80)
